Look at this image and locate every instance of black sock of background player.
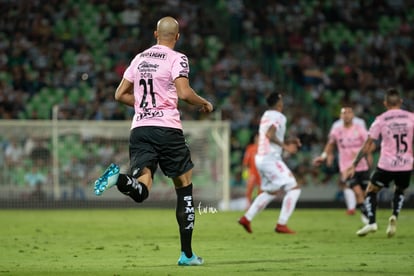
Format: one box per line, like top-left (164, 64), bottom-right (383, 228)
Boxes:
top-left (357, 203), bottom-right (368, 217)
top-left (365, 192), bottom-right (377, 224)
top-left (116, 174), bottom-right (148, 203)
top-left (176, 184), bottom-right (195, 258)
top-left (392, 189), bottom-right (404, 218)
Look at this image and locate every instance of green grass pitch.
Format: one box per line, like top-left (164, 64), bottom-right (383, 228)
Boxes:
top-left (1, 208), bottom-right (413, 275)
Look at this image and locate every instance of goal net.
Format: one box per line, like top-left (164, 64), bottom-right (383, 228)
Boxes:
top-left (0, 119), bottom-right (230, 209)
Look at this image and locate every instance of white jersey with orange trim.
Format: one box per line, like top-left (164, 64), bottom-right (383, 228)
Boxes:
top-left (256, 110), bottom-right (286, 159)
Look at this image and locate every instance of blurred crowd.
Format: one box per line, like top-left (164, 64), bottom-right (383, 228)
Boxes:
top-left (1, 0), bottom-right (414, 189)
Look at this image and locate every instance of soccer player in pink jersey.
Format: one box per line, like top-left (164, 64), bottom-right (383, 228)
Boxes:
top-left (313, 106), bottom-right (371, 223)
top-left (327, 114), bottom-right (369, 216)
top-left (346, 88), bottom-right (414, 237)
top-left (238, 93), bottom-right (302, 234)
top-left (93, 16), bottom-right (213, 265)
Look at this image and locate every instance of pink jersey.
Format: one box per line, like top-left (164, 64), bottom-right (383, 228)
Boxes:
top-left (123, 44), bottom-right (189, 130)
top-left (369, 109), bottom-right (414, 171)
top-left (329, 123), bottom-right (369, 173)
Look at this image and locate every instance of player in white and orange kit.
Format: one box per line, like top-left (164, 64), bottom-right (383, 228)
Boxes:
top-left (238, 92), bottom-right (302, 234)
top-left (346, 88), bottom-right (414, 237)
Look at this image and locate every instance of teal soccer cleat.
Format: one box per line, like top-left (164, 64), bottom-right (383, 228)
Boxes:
top-left (177, 252), bottom-right (204, 266)
top-left (94, 163), bottom-right (120, 196)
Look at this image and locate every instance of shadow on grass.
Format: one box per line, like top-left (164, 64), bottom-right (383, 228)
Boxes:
top-left (210, 257), bottom-right (311, 266)
top-left (138, 257), bottom-right (310, 268)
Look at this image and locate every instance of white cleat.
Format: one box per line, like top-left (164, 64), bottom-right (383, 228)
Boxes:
top-left (386, 215), bottom-right (397, 238)
top-left (356, 223), bottom-right (378, 237)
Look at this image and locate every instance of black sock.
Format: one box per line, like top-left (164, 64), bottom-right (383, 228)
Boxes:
top-left (176, 184), bottom-right (194, 258)
top-left (116, 174), bottom-right (148, 203)
top-left (392, 189), bottom-right (404, 218)
top-left (365, 192), bottom-right (377, 224)
top-left (357, 203), bottom-right (367, 217)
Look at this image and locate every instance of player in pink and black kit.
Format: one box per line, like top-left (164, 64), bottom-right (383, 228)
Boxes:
top-left (346, 88), bottom-right (414, 237)
top-left (328, 114), bottom-right (369, 216)
top-left (313, 106), bottom-right (371, 223)
top-left (93, 17), bottom-right (213, 265)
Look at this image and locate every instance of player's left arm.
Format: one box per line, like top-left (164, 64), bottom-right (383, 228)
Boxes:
top-left (175, 77), bottom-right (213, 112)
top-left (365, 143), bottom-right (376, 168)
top-left (115, 78), bottom-right (135, 107)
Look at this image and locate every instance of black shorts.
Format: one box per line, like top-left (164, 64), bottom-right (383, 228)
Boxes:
top-left (370, 167), bottom-right (412, 190)
top-left (129, 126), bottom-right (194, 178)
top-left (346, 170), bottom-right (370, 189)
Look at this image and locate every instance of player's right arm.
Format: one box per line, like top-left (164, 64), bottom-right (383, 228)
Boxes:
top-left (114, 78), bottom-right (135, 107)
top-left (313, 125), bottom-right (336, 167)
top-left (266, 125), bottom-right (299, 154)
top-left (175, 77), bottom-right (213, 112)
top-left (362, 126), bottom-right (376, 168)
top-left (313, 142), bottom-right (335, 166)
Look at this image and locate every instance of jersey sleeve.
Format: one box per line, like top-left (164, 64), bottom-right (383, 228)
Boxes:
top-left (368, 117), bottom-right (381, 140)
top-left (328, 127), bottom-right (337, 144)
top-left (172, 54), bottom-right (190, 80)
top-left (123, 56), bottom-right (138, 83)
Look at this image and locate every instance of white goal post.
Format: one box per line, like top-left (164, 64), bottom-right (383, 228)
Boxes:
top-left (0, 117), bottom-right (231, 210)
